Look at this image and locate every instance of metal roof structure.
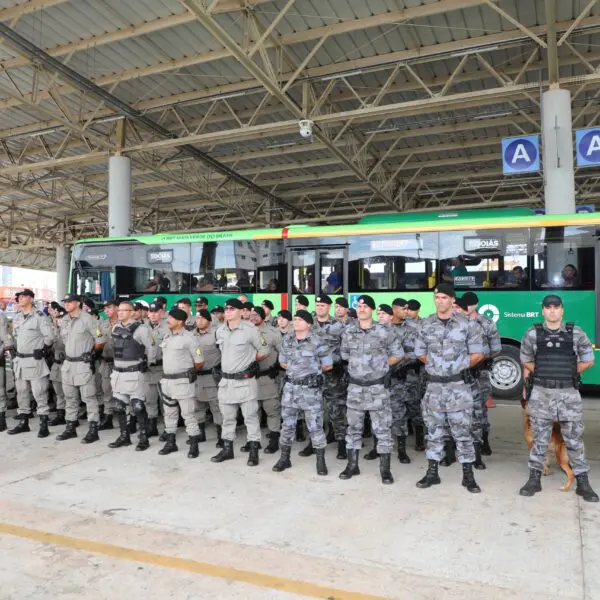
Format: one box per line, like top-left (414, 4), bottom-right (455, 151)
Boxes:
top-left (0, 0), bottom-right (598, 269)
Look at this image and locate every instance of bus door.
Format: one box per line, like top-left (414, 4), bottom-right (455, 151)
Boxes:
top-left (285, 246), bottom-right (348, 310)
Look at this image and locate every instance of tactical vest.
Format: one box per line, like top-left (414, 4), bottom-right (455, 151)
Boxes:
top-left (533, 323), bottom-right (577, 382)
top-left (112, 322), bottom-right (145, 361)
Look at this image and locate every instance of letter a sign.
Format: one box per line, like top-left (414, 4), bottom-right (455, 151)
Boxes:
top-left (502, 135), bottom-right (540, 174)
top-left (576, 128), bottom-right (600, 167)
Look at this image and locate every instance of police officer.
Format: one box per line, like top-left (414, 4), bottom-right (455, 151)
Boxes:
top-left (277, 310), bottom-right (293, 335)
top-left (211, 305), bottom-right (225, 326)
top-left (405, 299), bottom-right (426, 451)
top-left (339, 295), bottom-right (404, 485)
top-left (519, 294), bottom-right (598, 502)
top-left (194, 308), bottom-right (223, 446)
top-left (273, 310), bottom-right (332, 475)
top-left (146, 300), bottom-right (169, 438)
top-left (261, 300), bottom-right (278, 328)
top-left (107, 301), bottom-right (156, 452)
top-left (406, 299), bottom-right (422, 322)
top-left (177, 298), bottom-right (196, 331)
top-left (462, 291), bottom-right (501, 455)
top-left (211, 298), bottom-right (268, 466)
top-left (0, 303), bottom-right (9, 431)
top-left (333, 297), bottom-right (353, 325)
top-left (159, 308), bottom-right (205, 458)
top-left (56, 293), bottom-right (105, 442)
top-left (414, 283), bottom-right (484, 493)
top-left (97, 299), bottom-right (119, 431)
top-left (48, 305), bottom-right (67, 427)
top-left (6, 289), bottom-right (54, 437)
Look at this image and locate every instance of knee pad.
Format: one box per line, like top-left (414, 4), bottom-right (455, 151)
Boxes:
top-left (131, 398), bottom-right (147, 416)
top-left (112, 398), bottom-right (127, 414)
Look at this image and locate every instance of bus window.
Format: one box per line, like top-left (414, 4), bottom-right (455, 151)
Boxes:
top-left (320, 249), bottom-right (344, 295)
top-left (532, 225), bottom-right (595, 290)
top-left (439, 229), bottom-right (529, 290)
top-left (348, 233), bottom-right (436, 291)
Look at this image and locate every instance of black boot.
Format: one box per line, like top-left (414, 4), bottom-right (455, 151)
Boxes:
top-left (56, 420), bottom-right (77, 441)
top-left (240, 441), bottom-right (262, 453)
top-left (519, 469), bottom-right (542, 497)
top-left (159, 428), bottom-right (168, 442)
top-left (576, 473), bottom-right (599, 502)
top-left (380, 453), bottom-right (394, 485)
top-left (215, 424), bottom-right (224, 448)
top-left (339, 449), bottom-right (360, 480)
top-left (108, 414), bottom-right (131, 448)
top-left (127, 415), bottom-right (137, 434)
top-left (8, 415), bottom-right (30, 435)
top-left (0, 411), bottom-right (5, 432)
top-left (440, 440), bottom-right (456, 467)
top-left (316, 447), bottom-right (328, 476)
top-left (326, 424), bottom-right (335, 444)
top-left (211, 439), bottom-right (234, 462)
top-left (474, 443), bottom-right (486, 470)
top-left (247, 441), bottom-right (260, 466)
top-left (98, 413), bottom-right (114, 431)
top-left (49, 409), bottom-right (66, 427)
top-left (81, 421), bottom-right (99, 444)
top-left (298, 440), bottom-right (315, 457)
top-left (187, 436), bottom-right (200, 459)
top-left (461, 463), bottom-right (481, 493)
top-left (481, 430), bottom-right (492, 456)
top-left (158, 432), bottom-right (178, 455)
top-left (397, 436), bottom-right (411, 464)
top-left (414, 424), bottom-right (426, 451)
top-left (264, 431), bottom-right (280, 454)
top-left (336, 439), bottom-right (347, 460)
top-left (364, 435), bottom-right (378, 460)
top-left (135, 406), bottom-right (150, 451)
top-left (146, 418), bottom-right (159, 438)
top-left (272, 445), bottom-right (292, 472)
top-left (407, 418), bottom-right (414, 436)
top-left (197, 422), bottom-right (206, 443)
top-left (36, 415), bottom-right (50, 438)
top-left (417, 459), bottom-right (441, 488)
top-left (295, 420), bottom-right (306, 442)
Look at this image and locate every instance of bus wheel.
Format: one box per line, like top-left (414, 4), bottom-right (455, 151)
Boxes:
top-left (490, 345), bottom-right (522, 399)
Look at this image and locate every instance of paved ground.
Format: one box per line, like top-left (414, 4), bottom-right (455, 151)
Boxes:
top-left (1, 400), bottom-right (600, 600)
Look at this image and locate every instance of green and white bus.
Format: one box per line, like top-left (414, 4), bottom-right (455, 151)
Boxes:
top-left (70, 207), bottom-right (599, 398)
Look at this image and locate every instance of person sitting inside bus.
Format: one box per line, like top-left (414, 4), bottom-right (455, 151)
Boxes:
top-left (326, 262), bottom-right (343, 294)
top-left (144, 273), bottom-right (162, 293)
top-left (503, 265), bottom-right (528, 289)
top-left (442, 256), bottom-right (468, 283)
top-left (561, 264), bottom-right (578, 288)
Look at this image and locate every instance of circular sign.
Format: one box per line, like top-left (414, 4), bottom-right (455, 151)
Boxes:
top-left (578, 130), bottom-right (600, 165)
top-left (503, 139), bottom-right (537, 171)
top-left (479, 304), bottom-right (499, 323)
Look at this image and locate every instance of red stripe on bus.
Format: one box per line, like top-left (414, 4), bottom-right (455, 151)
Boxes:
top-left (282, 227), bottom-right (289, 239)
top-left (281, 293), bottom-right (288, 310)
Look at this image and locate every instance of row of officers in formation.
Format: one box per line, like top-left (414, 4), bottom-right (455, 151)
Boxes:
top-left (0, 285), bottom-right (597, 502)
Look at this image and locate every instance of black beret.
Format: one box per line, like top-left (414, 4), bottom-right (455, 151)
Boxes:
top-left (225, 298), bottom-right (244, 310)
top-left (169, 308), bottom-right (188, 322)
top-left (455, 296), bottom-right (469, 312)
top-left (392, 297), bottom-right (407, 307)
top-left (252, 306), bottom-right (266, 320)
top-left (315, 294), bottom-right (332, 305)
top-left (357, 295), bottom-right (376, 310)
top-left (243, 301), bottom-right (254, 310)
top-left (83, 298), bottom-right (96, 310)
top-left (295, 295), bottom-right (309, 307)
top-left (461, 292), bottom-right (479, 306)
top-left (378, 304), bottom-right (393, 315)
top-left (434, 283), bottom-right (456, 298)
top-left (50, 301), bottom-right (62, 310)
top-left (177, 297), bottom-right (192, 306)
top-left (261, 299), bottom-right (274, 310)
top-left (278, 309), bottom-right (293, 321)
top-left (197, 308), bottom-right (212, 321)
top-left (407, 299), bottom-right (421, 311)
top-left (335, 297), bottom-right (348, 308)
top-left (295, 309), bottom-right (313, 325)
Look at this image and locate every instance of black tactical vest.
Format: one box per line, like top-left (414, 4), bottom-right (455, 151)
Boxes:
top-left (534, 323), bottom-right (577, 382)
top-left (112, 322), bottom-right (145, 361)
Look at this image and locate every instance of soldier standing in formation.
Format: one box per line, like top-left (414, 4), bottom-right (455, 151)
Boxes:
top-left (97, 298), bottom-right (118, 431)
top-left (261, 300), bottom-right (278, 328)
top-left (48, 305), bottom-right (67, 427)
top-left (0, 305), bottom-right (8, 432)
top-left (210, 306), bottom-right (225, 326)
top-left (146, 300), bottom-right (169, 438)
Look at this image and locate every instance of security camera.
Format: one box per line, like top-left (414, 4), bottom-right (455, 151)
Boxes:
top-left (299, 119), bottom-right (314, 139)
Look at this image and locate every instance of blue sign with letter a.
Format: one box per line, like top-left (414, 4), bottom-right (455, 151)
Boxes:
top-left (576, 128), bottom-right (600, 167)
top-left (502, 135), bottom-right (540, 174)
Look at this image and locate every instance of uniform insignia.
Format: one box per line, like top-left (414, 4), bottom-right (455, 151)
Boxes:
top-left (195, 348), bottom-right (202, 355)
top-left (96, 328), bottom-right (102, 337)
top-left (150, 336), bottom-right (155, 346)
top-left (260, 334), bottom-right (266, 346)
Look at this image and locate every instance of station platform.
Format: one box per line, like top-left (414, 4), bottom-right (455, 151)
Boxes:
top-left (0, 401), bottom-right (599, 600)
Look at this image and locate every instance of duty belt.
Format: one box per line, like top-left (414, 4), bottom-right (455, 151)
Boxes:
top-left (426, 372), bottom-right (465, 384)
top-left (16, 352), bottom-right (36, 358)
top-left (258, 365), bottom-right (280, 378)
top-left (113, 363), bottom-right (144, 373)
top-left (532, 377), bottom-right (575, 390)
top-left (221, 369), bottom-right (256, 380)
top-left (162, 371), bottom-right (192, 380)
top-left (197, 364), bottom-right (220, 376)
top-left (65, 355), bottom-right (86, 362)
top-left (348, 375), bottom-right (386, 387)
top-left (150, 359), bottom-right (163, 367)
top-left (285, 374), bottom-right (322, 387)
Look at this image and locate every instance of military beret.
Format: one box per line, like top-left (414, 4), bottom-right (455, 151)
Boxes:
top-left (197, 308), bottom-right (212, 321)
top-left (434, 283), bottom-right (456, 298)
top-left (378, 304), bottom-right (393, 315)
top-left (295, 295), bottom-right (309, 307)
top-left (243, 301), bottom-right (254, 310)
top-left (461, 292), bottom-right (479, 306)
top-left (315, 294), bottom-right (332, 305)
top-left (278, 309), bottom-right (293, 321)
top-left (168, 308), bottom-right (188, 322)
top-left (261, 299), bottom-right (274, 310)
top-left (83, 298), bottom-right (96, 310)
top-left (542, 294), bottom-right (562, 307)
top-left (407, 299), bottom-right (421, 311)
top-left (295, 309), bottom-right (313, 325)
top-left (335, 297), bottom-right (348, 308)
top-left (357, 295), bottom-right (376, 310)
top-left (392, 297), bottom-right (407, 307)
top-left (455, 296), bottom-right (469, 312)
top-left (211, 305), bottom-right (224, 313)
top-left (50, 301), bottom-right (62, 310)
top-left (177, 297), bottom-right (192, 306)
top-left (225, 298), bottom-right (244, 310)
top-left (252, 306), bottom-right (266, 320)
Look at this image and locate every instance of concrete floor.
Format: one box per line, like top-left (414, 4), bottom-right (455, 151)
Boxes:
top-left (1, 402), bottom-right (600, 600)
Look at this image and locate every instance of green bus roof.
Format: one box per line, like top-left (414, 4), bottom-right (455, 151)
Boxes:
top-left (357, 207), bottom-right (532, 225)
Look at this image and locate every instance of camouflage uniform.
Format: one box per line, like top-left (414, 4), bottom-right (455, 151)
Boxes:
top-left (474, 314), bottom-right (501, 434)
top-left (255, 323), bottom-right (283, 434)
top-left (278, 331), bottom-right (332, 448)
top-left (468, 318), bottom-right (487, 445)
top-left (520, 322), bottom-right (593, 476)
top-left (0, 313), bottom-right (8, 415)
top-left (195, 325), bottom-right (223, 427)
top-left (389, 320), bottom-right (417, 437)
top-left (50, 322), bottom-right (66, 412)
top-left (403, 319), bottom-right (425, 429)
top-left (414, 313), bottom-right (483, 464)
top-left (341, 322), bottom-right (403, 454)
top-left (97, 318), bottom-right (116, 420)
top-left (147, 318), bottom-right (169, 420)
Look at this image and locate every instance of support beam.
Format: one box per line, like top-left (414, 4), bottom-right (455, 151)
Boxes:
top-left (55, 244), bottom-right (70, 296)
top-left (545, 0), bottom-right (559, 85)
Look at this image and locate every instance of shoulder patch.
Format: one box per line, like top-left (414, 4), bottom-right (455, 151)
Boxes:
top-left (195, 347), bottom-right (202, 356)
top-left (259, 334), bottom-right (266, 346)
top-left (96, 327), bottom-right (102, 337)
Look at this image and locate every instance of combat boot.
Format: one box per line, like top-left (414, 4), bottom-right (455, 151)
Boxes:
top-left (158, 433), bottom-right (178, 455)
top-left (108, 414), bottom-right (131, 448)
top-left (98, 413), bottom-right (113, 431)
top-left (211, 439), bottom-right (234, 463)
top-left (295, 420), bottom-right (306, 442)
top-left (197, 422), bottom-right (206, 443)
top-left (440, 440), bottom-right (456, 467)
top-left (215, 424), bottom-right (224, 448)
top-left (414, 424), bottom-right (426, 451)
top-left (56, 420), bottom-right (77, 441)
top-left (339, 449), bottom-right (360, 480)
top-left (298, 440), bottom-right (315, 457)
top-left (481, 430), bottom-right (492, 456)
top-left (247, 441), bottom-right (260, 466)
top-left (364, 435), bottom-right (378, 460)
top-left (240, 441), bottom-right (262, 452)
top-left (0, 411), bottom-right (6, 432)
top-left (37, 415), bottom-right (50, 439)
top-left (576, 473), bottom-right (599, 502)
top-left (7, 415), bottom-right (30, 435)
top-left (397, 436), bottom-right (411, 464)
top-left (461, 463), bottom-right (481, 493)
top-left (519, 468), bottom-right (542, 497)
top-left (336, 439), bottom-right (347, 460)
top-left (158, 428), bottom-right (168, 442)
top-left (264, 431), bottom-right (280, 454)
top-left (316, 447), bottom-right (328, 476)
top-left (187, 436), bottom-right (200, 459)
top-left (380, 453), bottom-right (394, 485)
top-left (474, 443), bottom-right (486, 470)
top-left (49, 409), bottom-right (66, 427)
top-left (81, 421), bottom-right (99, 444)
top-left (146, 418), bottom-right (159, 438)
top-left (272, 445), bottom-right (292, 472)
top-left (416, 460), bottom-right (441, 489)
top-left (127, 415), bottom-right (137, 434)
top-left (136, 429), bottom-right (150, 452)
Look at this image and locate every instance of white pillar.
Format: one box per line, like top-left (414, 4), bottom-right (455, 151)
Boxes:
top-left (55, 244), bottom-right (70, 297)
top-left (542, 88), bottom-right (576, 214)
top-left (108, 155), bottom-right (132, 237)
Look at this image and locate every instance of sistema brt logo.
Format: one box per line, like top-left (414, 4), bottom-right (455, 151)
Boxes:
top-left (479, 304), bottom-right (499, 323)
top-left (479, 304), bottom-right (540, 323)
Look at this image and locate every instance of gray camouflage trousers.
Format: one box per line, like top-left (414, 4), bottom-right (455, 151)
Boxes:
top-left (470, 378), bottom-right (484, 444)
top-left (527, 386), bottom-right (589, 475)
top-left (478, 370), bottom-right (492, 433)
top-left (406, 368), bottom-right (425, 427)
top-left (323, 369), bottom-right (347, 441)
top-left (280, 382), bottom-right (326, 448)
top-left (390, 377), bottom-right (409, 437)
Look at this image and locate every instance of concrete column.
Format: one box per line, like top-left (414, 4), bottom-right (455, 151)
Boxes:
top-left (542, 88), bottom-right (576, 214)
top-left (55, 244), bottom-right (70, 297)
top-left (108, 155), bottom-right (131, 237)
